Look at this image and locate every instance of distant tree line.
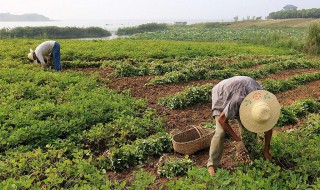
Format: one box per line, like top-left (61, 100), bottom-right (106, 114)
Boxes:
top-left (268, 8), bottom-right (320, 19)
top-left (116, 23), bottom-right (168, 36)
top-left (0, 26), bottom-right (111, 39)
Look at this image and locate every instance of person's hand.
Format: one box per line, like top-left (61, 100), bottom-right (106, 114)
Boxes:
top-left (264, 151), bottom-right (272, 161)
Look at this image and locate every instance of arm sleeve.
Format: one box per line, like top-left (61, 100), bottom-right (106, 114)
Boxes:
top-left (36, 54), bottom-right (47, 68)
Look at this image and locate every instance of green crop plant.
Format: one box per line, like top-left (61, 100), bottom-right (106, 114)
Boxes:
top-left (98, 132), bottom-right (172, 171)
top-left (157, 156), bottom-right (194, 178)
top-left (150, 57), bottom-right (319, 85)
top-left (128, 169), bottom-right (156, 190)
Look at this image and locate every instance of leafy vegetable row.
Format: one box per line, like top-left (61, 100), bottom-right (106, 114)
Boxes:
top-left (0, 66), bottom-right (170, 188)
top-left (96, 132), bottom-right (173, 171)
top-left (110, 55), bottom-right (293, 77)
top-left (0, 67), bottom-right (164, 154)
top-left (0, 39), bottom-right (294, 65)
top-left (150, 58), bottom-right (320, 84)
top-left (159, 72), bottom-right (320, 109)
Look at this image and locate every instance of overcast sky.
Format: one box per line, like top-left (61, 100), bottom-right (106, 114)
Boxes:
top-left (1, 0), bottom-right (320, 21)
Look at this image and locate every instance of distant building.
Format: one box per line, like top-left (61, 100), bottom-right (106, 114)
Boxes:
top-left (174, 22), bottom-right (187, 26)
top-left (283, 5), bottom-right (298, 10)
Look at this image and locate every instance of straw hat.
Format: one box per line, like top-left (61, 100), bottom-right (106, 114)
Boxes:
top-left (239, 90), bottom-right (280, 133)
top-left (28, 49), bottom-right (35, 61)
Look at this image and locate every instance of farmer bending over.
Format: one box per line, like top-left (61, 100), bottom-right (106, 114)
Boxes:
top-left (28, 40), bottom-right (62, 71)
top-left (207, 76), bottom-right (280, 176)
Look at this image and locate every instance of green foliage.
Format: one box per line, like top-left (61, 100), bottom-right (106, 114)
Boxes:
top-left (277, 98), bottom-right (320, 127)
top-left (117, 23), bottom-right (168, 36)
top-left (151, 57), bottom-right (319, 85)
top-left (157, 156), bottom-right (194, 178)
top-left (159, 71), bottom-right (320, 110)
top-left (0, 64), bottom-right (168, 188)
top-left (241, 129), bottom-right (263, 160)
top-left (166, 168), bottom-right (234, 190)
top-left (301, 114), bottom-right (320, 137)
top-left (165, 158), bottom-right (316, 189)
top-left (0, 26), bottom-right (111, 39)
top-left (99, 132), bottom-right (173, 171)
top-left (236, 159), bottom-right (309, 190)
top-left (0, 39), bottom-right (294, 66)
top-left (62, 60), bottom-right (103, 69)
top-left (113, 60), bottom-right (141, 77)
top-left (128, 169), bottom-right (156, 190)
top-left (272, 114), bottom-right (320, 184)
top-left (312, 178), bottom-right (320, 189)
top-left (129, 27), bottom-right (304, 51)
top-left (304, 23), bottom-right (320, 54)
top-left (1, 35), bottom-right (319, 189)
top-left (81, 108), bottom-right (165, 152)
top-left (0, 148), bottom-right (114, 189)
top-left (262, 72), bottom-right (320, 93)
top-left (158, 83), bottom-right (213, 109)
top-left (268, 8), bottom-right (320, 19)
top-left (0, 67), bottom-right (165, 153)
top-left (189, 22), bottom-right (231, 28)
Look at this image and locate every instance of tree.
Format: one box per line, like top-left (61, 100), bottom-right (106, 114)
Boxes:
top-left (233, 16), bottom-right (239, 22)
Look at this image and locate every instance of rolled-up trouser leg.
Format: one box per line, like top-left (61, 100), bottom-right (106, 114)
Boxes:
top-left (207, 116), bottom-right (225, 168)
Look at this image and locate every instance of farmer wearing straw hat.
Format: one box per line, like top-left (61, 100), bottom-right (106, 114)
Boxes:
top-left (28, 40), bottom-right (62, 71)
top-left (207, 76), bottom-right (280, 176)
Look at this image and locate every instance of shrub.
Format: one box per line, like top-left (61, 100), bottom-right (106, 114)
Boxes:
top-left (116, 23), bottom-right (168, 36)
top-left (128, 169), bottom-right (156, 190)
top-left (157, 156), bottom-right (194, 178)
top-left (0, 26), bottom-right (111, 39)
top-left (100, 132), bottom-right (173, 171)
top-left (304, 23), bottom-right (320, 54)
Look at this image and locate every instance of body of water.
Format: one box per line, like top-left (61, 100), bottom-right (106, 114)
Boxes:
top-left (0, 19), bottom-right (227, 31)
top-left (0, 19), bottom-right (228, 39)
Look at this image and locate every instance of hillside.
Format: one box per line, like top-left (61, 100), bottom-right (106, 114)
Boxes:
top-left (0, 13), bottom-right (50, 21)
top-left (228, 18), bottom-right (320, 28)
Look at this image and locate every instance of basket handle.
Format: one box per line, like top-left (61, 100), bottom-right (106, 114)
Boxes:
top-left (190, 125), bottom-right (206, 137)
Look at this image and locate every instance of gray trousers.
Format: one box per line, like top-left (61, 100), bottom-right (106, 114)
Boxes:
top-left (207, 116), bottom-right (246, 168)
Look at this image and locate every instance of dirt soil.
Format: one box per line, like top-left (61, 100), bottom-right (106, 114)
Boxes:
top-left (74, 67), bottom-right (320, 187)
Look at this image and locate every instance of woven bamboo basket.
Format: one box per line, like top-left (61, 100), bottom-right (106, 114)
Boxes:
top-left (172, 125), bottom-right (215, 155)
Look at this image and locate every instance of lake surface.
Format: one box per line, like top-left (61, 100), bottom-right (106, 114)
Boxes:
top-left (0, 19), bottom-right (226, 31)
top-left (0, 19), bottom-right (227, 39)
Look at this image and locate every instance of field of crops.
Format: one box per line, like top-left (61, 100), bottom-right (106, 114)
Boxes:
top-left (0, 25), bottom-right (319, 189)
top-left (129, 27), bottom-right (304, 43)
